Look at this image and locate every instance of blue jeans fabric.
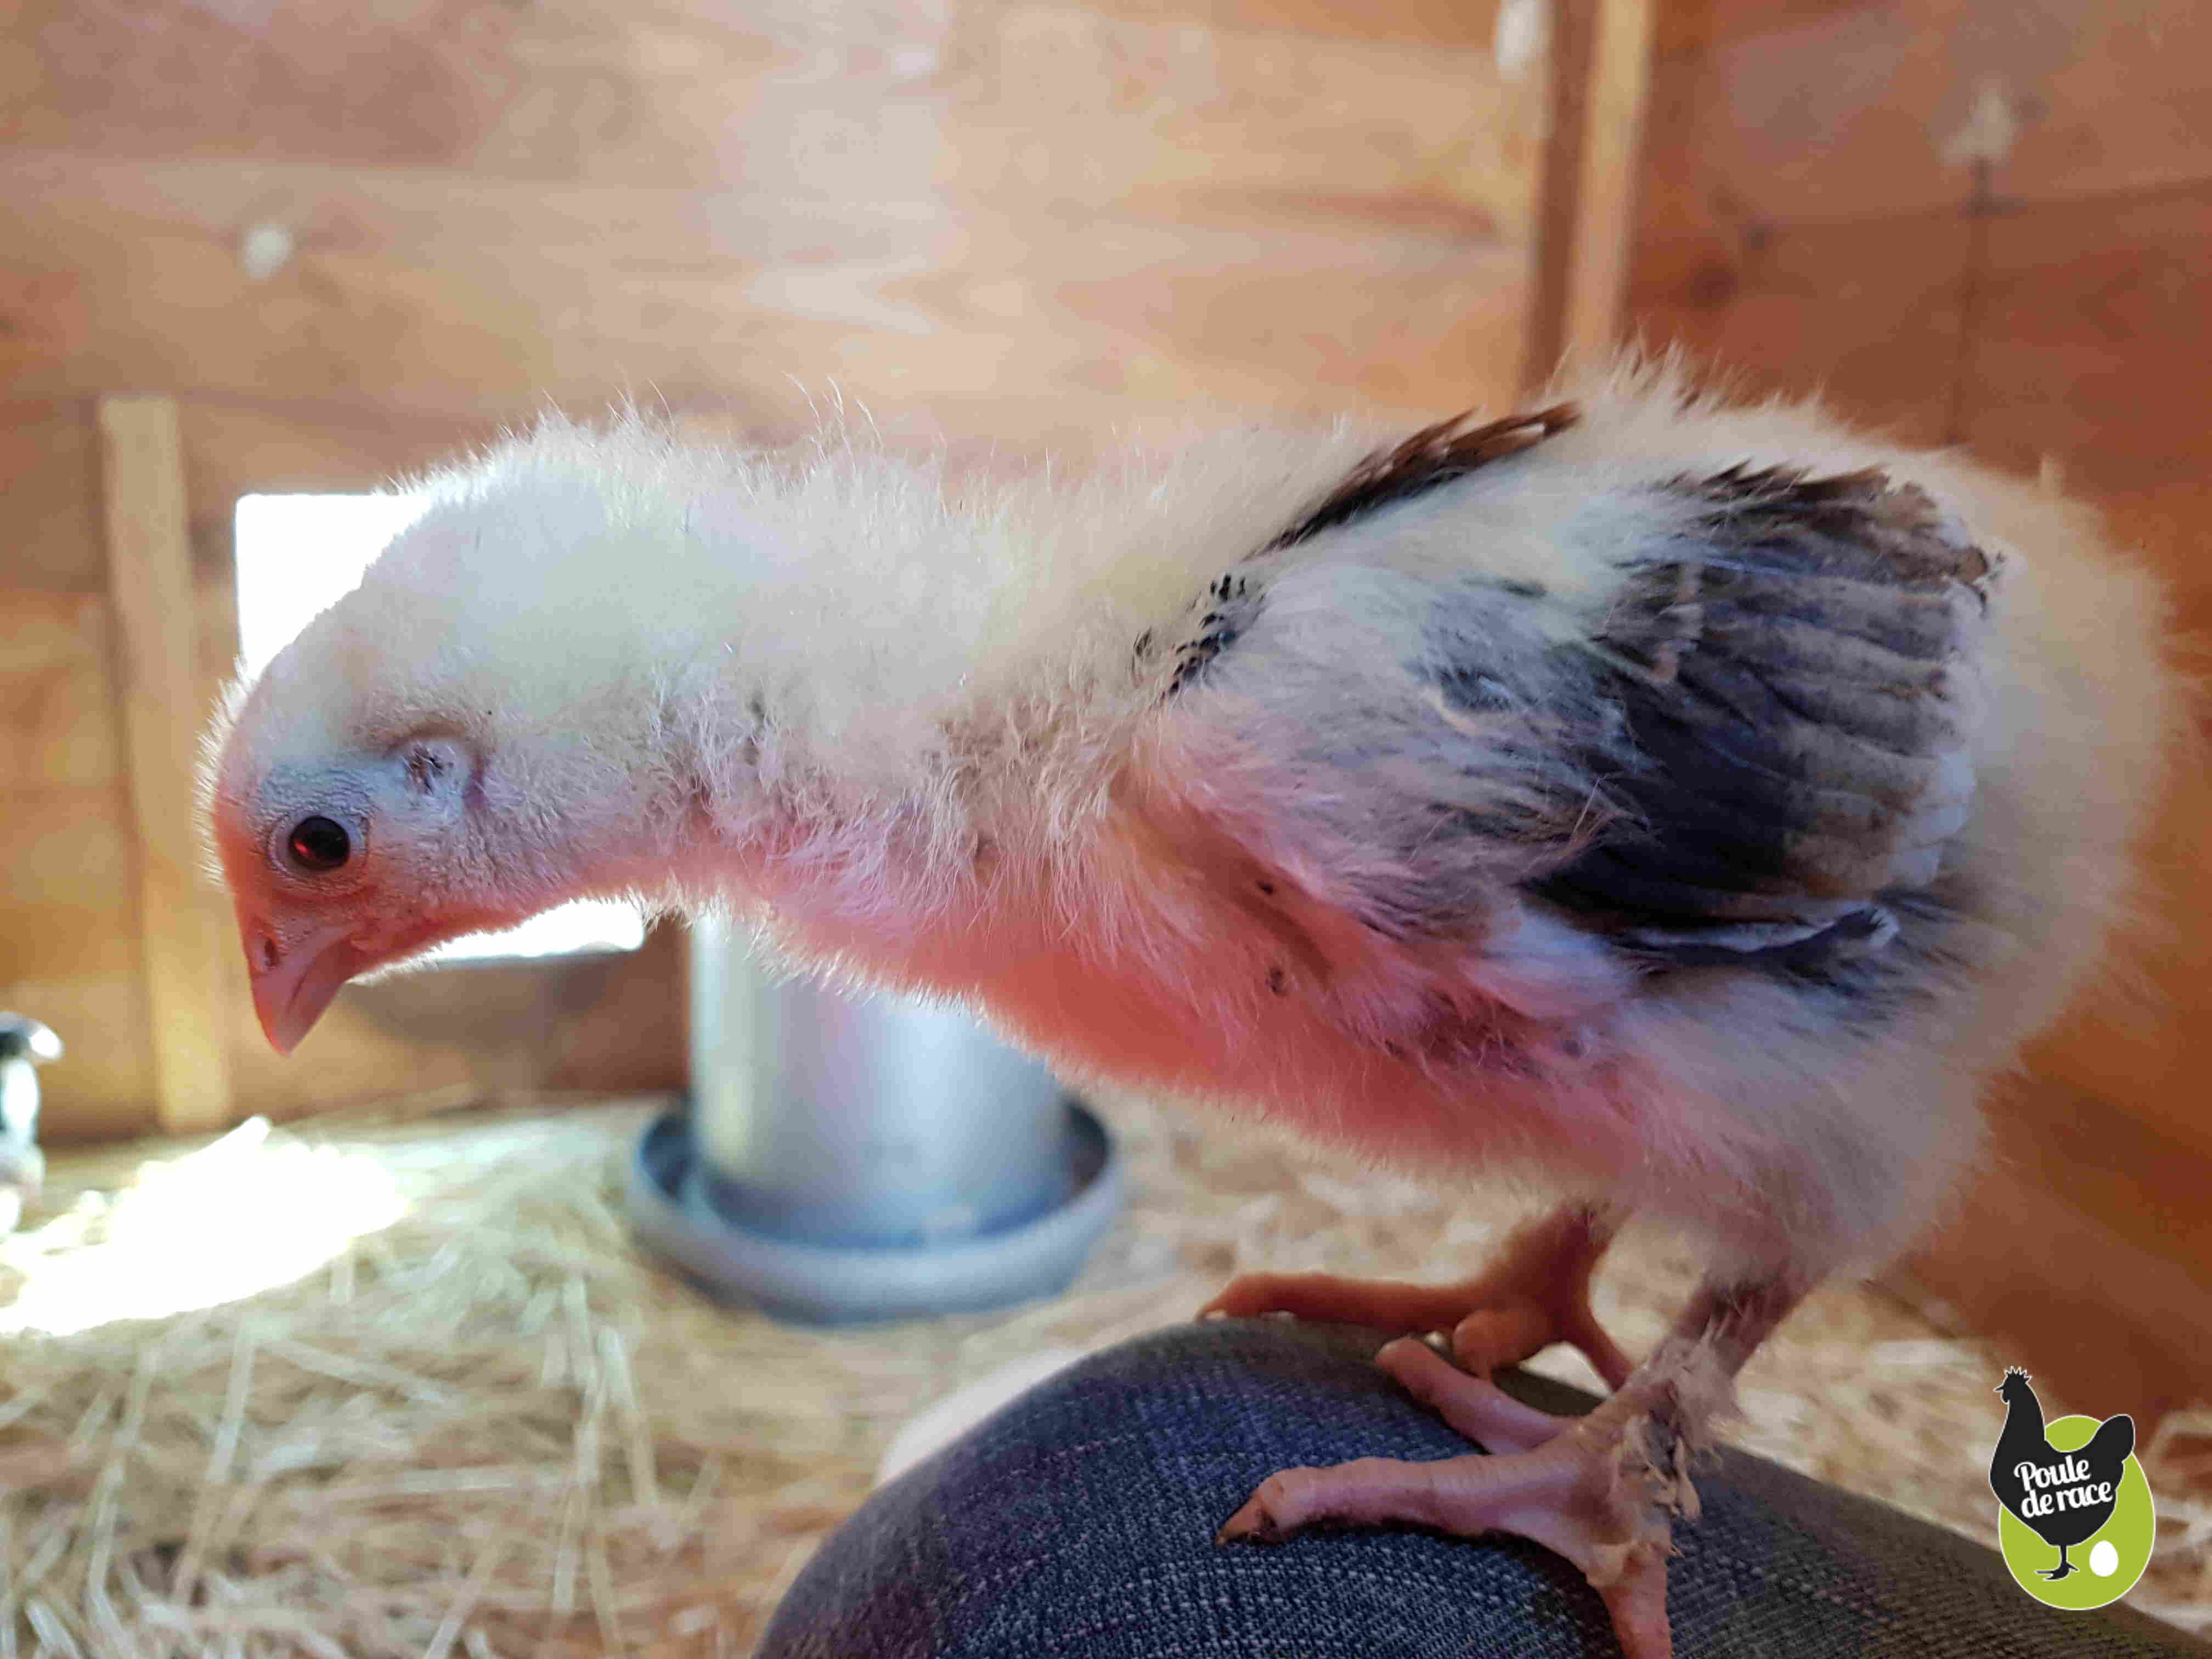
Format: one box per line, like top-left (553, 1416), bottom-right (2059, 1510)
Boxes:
top-left (755, 1318), bottom-right (2205, 1657)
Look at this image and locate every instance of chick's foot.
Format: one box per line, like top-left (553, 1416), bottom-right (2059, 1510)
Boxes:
top-left (1199, 1202), bottom-right (1633, 1390)
top-left (1217, 1337), bottom-right (1717, 1659)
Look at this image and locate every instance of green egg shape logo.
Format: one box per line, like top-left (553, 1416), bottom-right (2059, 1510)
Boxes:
top-left (1992, 1378), bottom-right (2157, 1611)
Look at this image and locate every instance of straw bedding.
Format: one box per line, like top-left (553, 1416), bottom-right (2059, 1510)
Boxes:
top-left (3, 1094), bottom-right (2206, 1657)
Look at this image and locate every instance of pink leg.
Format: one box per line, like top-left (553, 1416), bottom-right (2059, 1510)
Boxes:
top-left (1200, 1202), bottom-right (1634, 1389)
top-left (1216, 1274), bottom-right (1808, 1659)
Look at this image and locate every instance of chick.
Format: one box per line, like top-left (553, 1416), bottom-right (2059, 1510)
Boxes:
top-left (204, 363), bottom-right (2174, 1657)
top-left (0, 1013), bottom-right (60, 1234)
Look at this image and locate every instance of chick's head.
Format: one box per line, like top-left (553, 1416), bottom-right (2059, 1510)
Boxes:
top-left (208, 652), bottom-right (520, 1053)
top-left (205, 499), bottom-right (616, 1055)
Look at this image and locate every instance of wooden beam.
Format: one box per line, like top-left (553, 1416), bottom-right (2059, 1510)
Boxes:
top-left (98, 393), bottom-right (233, 1134)
top-left (1565, 0), bottom-right (1656, 368)
top-left (1522, 0), bottom-right (1656, 396)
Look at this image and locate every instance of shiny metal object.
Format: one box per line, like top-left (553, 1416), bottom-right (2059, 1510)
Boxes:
top-left (688, 912), bottom-right (1078, 1248)
top-left (624, 915), bottom-right (1122, 1322)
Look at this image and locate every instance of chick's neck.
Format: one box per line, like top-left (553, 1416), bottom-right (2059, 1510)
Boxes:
top-left (540, 601), bottom-right (1132, 957)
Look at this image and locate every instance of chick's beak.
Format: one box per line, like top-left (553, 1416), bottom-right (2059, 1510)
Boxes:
top-left (242, 917), bottom-right (374, 1056)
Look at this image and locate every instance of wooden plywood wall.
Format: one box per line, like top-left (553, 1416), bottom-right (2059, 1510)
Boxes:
top-left (1, 402), bottom-right (153, 1140)
top-left (2, 0), bottom-right (1562, 1141)
top-left (1629, 0), bottom-right (2212, 1419)
top-left (0, 0), bottom-right (1553, 437)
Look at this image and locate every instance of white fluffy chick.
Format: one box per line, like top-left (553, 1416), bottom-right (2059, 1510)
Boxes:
top-left (205, 363), bottom-right (2174, 1657)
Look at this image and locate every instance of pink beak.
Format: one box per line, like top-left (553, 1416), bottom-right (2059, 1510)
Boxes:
top-left (244, 920), bottom-right (374, 1056)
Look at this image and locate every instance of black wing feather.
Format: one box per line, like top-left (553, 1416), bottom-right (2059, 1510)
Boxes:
top-left (1532, 465), bottom-right (1998, 972)
top-left (1266, 404), bottom-right (1581, 553)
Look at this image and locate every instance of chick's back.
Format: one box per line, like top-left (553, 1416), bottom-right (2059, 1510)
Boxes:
top-left (1114, 369), bottom-right (2176, 1265)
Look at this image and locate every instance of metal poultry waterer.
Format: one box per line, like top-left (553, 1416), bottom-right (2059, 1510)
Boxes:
top-left (625, 913), bottom-right (1122, 1323)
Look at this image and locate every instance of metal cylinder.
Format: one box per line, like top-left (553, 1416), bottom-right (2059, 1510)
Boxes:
top-left (625, 915), bottom-right (1121, 1323)
top-left (687, 912), bottom-right (1076, 1248)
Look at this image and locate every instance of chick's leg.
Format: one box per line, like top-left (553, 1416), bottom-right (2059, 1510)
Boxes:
top-left (1216, 1275), bottom-right (1807, 1659)
top-left (1201, 1202), bottom-right (1634, 1390)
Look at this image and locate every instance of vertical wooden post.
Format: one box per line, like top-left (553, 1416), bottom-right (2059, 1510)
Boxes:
top-left (98, 394), bottom-right (234, 1135)
top-left (1521, 0), bottom-right (1656, 397)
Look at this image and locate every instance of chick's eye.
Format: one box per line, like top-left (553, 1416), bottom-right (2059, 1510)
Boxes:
top-left (286, 815), bottom-right (352, 873)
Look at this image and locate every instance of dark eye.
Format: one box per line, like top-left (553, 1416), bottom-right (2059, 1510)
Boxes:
top-left (286, 815), bottom-right (352, 873)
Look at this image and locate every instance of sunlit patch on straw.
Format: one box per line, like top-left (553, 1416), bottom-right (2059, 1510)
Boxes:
top-left (0, 1118), bottom-right (405, 1336)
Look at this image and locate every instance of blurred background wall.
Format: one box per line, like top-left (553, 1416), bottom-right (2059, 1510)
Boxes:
top-left (2, 0), bottom-right (2208, 1408)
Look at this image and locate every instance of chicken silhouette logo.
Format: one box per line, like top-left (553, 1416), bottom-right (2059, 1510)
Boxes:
top-left (1989, 1367), bottom-right (2154, 1608)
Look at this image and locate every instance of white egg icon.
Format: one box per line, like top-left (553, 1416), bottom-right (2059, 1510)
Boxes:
top-left (2089, 1539), bottom-right (2120, 1578)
